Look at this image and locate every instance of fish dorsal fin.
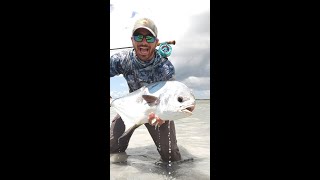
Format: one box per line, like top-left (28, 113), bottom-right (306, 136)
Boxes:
top-left (142, 95), bottom-right (160, 106)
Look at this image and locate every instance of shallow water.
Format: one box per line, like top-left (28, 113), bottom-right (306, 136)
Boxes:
top-left (110, 100), bottom-right (210, 180)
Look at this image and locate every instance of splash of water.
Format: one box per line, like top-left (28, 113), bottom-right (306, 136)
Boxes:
top-left (167, 121), bottom-right (174, 177)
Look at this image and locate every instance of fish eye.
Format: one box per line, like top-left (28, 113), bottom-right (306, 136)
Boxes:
top-left (177, 97), bottom-right (183, 102)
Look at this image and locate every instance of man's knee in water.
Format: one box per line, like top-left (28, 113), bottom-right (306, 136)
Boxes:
top-left (158, 145), bottom-right (181, 162)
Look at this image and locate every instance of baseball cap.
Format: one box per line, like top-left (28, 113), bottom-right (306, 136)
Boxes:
top-left (132, 18), bottom-right (158, 37)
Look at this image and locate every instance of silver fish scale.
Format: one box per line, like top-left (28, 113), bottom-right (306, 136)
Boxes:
top-left (110, 81), bottom-right (196, 137)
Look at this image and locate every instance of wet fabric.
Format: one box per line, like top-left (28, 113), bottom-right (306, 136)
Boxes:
top-left (110, 115), bottom-right (182, 162)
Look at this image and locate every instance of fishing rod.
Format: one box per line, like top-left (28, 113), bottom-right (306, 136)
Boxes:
top-left (110, 40), bottom-right (176, 57)
top-left (110, 40), bottom-right (176, 50)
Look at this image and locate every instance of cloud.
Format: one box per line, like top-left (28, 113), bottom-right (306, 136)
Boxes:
top-left (182, 76), bottom-right (210, 90)
top-left (169, 10), bottom-right (210, 94)
top-left (110, 0), bottom-right (211, 99)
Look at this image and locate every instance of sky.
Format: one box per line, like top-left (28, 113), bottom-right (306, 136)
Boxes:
top-left (110, 0), bottom-right (210, 99)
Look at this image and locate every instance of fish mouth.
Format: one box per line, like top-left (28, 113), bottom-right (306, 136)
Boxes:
top-left (181, 105), bottom-right (195, 114)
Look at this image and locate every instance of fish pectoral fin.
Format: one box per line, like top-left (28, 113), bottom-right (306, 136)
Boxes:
top-left (142, 95), bottom-right (160, 106)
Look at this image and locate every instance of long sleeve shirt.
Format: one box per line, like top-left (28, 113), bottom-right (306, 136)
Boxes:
top-left (110, 49), bottom-right (175, 92)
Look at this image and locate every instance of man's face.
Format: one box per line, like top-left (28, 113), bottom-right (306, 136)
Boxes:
top-left (131, 28), bottom-right (158, 61)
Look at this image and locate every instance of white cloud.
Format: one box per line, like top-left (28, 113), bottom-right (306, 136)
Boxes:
top-left (182, 76), bottom-right (210, 90)
top-left (110, 0), bottom-right (210, 99)
top-left (110, 0), bottom-right (210, 48)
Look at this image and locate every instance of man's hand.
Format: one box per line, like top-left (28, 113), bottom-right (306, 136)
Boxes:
top-left (148, 112), bottom-right (165, 128)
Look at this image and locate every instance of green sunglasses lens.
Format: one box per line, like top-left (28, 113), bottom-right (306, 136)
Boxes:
top-left (133, 35), bottom-right (155, 43)
top-left (146, 36), bottom-right (155, 43)
top-left (134, 35), bottom-right (144, 42)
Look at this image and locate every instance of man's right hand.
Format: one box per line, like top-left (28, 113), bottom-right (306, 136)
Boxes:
top-left (148, 112), bottom-right (165, 128)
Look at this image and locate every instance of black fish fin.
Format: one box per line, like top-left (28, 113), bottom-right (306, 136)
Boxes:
top-left (142, 95), bottom-right (160, 106)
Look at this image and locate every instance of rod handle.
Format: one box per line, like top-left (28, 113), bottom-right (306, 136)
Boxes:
top-left (157, 40), bottom-right (176, 46)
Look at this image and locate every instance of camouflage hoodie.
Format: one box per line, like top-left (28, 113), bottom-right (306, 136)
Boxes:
top-left (110, 49), bottom-right (175, 92)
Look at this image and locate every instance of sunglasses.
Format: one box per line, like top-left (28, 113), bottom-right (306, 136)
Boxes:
top-left (132, 34), bottom-right (156, 43)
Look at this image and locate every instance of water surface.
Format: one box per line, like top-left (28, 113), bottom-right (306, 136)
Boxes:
top-left (110, 99), bottom-right (210, 180)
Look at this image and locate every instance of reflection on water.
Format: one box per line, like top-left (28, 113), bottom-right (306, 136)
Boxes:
top-left (110, 100), bottom-right (210, 180)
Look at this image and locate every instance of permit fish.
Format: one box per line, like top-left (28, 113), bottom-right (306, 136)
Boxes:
top-left (110, 81), bottom-right (196, 139)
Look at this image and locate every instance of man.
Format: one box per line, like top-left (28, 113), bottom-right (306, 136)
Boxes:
top-left (110, 18), bottom-right (181, 162)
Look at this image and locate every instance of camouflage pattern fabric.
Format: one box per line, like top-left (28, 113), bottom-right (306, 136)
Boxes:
top-left (110, 49), bottom-right (175, 92)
